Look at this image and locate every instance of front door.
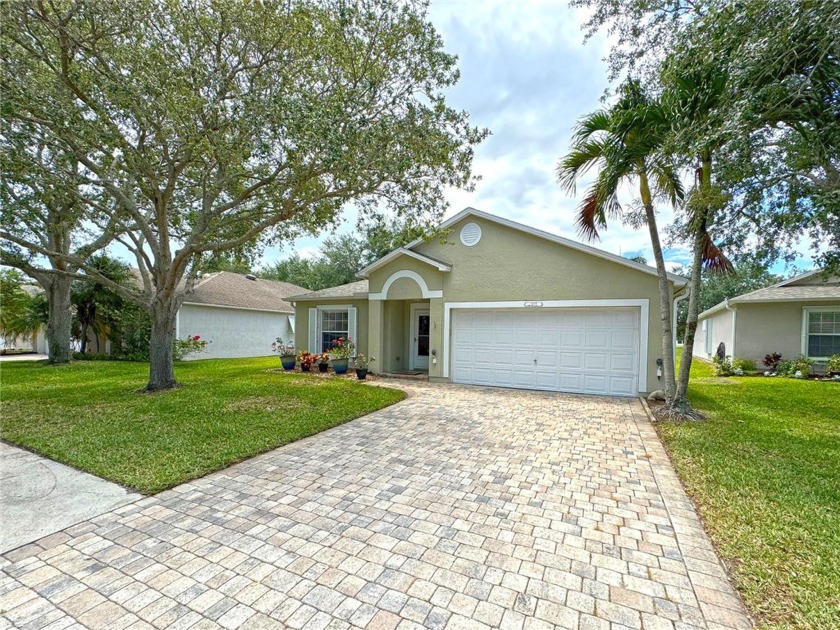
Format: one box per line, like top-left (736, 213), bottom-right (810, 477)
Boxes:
top-left (412, 308), bottom-right (430, 370)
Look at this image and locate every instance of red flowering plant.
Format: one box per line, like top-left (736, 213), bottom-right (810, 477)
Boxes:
top-left (328, 336), bottom-right (355, 359)
top-left (173, 335), bottom-right (209, 361)
top-left (297, 350), bottom-right (317, 369)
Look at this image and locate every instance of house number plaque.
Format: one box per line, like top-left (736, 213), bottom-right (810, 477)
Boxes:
top-left (524, 301), bottom-right (544, 307)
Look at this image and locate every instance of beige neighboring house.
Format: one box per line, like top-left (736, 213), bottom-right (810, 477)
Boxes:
top-left (693, 270), bottom-right (840, 367)
top-left (177, 272), bottom-right (307, 359)
top-left (290, 207), bottom-right (688, 397)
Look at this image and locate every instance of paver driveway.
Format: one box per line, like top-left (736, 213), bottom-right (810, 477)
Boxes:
top-left (0, 382), bottom-right (752, 630)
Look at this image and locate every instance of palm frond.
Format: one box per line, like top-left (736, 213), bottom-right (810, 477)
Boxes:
top-left (571, 110), bottom-right (612, 145)
top-left (556, 138), bottom-right (609, 194)
top-left (700, 229), bottom-right (734, 273)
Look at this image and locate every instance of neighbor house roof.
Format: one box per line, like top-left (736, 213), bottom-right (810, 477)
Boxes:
top-left (288, 280), bottom-right (369, 302)
top-left (699, 270), bottom-right (840, 319)
top-left (183, 272), bottom-right (308, 313)
top-left (402, 207), bottom-right (688, 286)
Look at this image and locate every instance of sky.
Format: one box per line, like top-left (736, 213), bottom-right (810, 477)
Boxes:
top-left (259, 0), bottom-right (695, 272)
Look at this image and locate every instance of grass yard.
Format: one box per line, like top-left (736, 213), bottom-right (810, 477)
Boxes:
top-left (655, 351), bottom-right (840, 629)
top-left (0, 357), bottom-right (404, 494)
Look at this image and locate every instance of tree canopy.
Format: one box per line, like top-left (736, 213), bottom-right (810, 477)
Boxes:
top-left (1, 0), bottom-right (486, 389)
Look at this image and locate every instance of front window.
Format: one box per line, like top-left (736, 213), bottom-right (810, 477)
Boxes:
top-left (321, 309), bottom-right (349, 352)
top-left (806, 309), bottom-right (840, 358)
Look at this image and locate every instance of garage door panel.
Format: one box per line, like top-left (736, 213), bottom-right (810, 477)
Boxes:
top-left (451, 307), bottom-right (640, 397)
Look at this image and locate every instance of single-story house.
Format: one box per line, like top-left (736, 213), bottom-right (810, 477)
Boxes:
top-left (693, 270), bottom-right (840, 366)
top-left (177, 271), bottom-right (307, 359)
top-left (290, 207), bottom-right (688, 397)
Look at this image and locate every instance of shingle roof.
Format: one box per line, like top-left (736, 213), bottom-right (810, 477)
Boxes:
top-left (730, 285), bottom-right (840, 303)
top-left (289, 280), bottom-right (369, 302)
top-left (699, 275), bottom-right (840, 319)
top-left (184, 272), bottom-right (308, 313)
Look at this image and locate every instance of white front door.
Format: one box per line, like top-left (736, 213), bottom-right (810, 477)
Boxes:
top-left (411, 307), bottom-right (431, 370)
top-left (450, 307), bottom-right (641, 396)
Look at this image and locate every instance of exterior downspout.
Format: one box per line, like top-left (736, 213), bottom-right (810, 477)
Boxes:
top-left (724, 298), bottom-right (737, 358)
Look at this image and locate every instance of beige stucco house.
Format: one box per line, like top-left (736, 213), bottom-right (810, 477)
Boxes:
top-left (290, 208), bottom-right (688, 397)
top-left (693, 270), bottom-right (840, 366)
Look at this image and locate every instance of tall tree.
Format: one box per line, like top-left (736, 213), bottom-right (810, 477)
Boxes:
top-left (558, 82), bottom-right (684, 400)
top-left (661, 65), bottom-right (732, 413)
top-left (2, 0), bottom-right (486, 390)
top-left (571, 0), bottom-right (840, 273)
top-left (0, 126), bottom-right (118, 364)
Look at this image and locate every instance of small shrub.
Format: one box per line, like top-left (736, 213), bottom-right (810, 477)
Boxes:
top-left (827, 354), bottom-right (840, 374)
top-left (763, 352), bottom-right (782, 370)
top-left (776, 356), bottom-right (812, 378)
top-left (732, 358), bottom-right (756, 372)
top-left (173, 335), bottom-right (209, 361)
top-left (712, 355), bottom-right (734, 376)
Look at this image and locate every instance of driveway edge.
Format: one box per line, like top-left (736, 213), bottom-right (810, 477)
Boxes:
top-left (632, 399), bottom-right (754, 630)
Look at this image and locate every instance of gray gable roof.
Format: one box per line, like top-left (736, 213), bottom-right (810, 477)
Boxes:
top-left (184, 272), bottom-right (308, 313)
top-left (288, 280), bottom-right (369, 302)
top-left (699, 270), bottom-right (840, 318)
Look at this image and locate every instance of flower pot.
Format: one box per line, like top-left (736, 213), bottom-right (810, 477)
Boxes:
top-left (331, 358), bottom-right (349, 374)
top-left (356, 368), bottom-right (368, 380)
top-left (301, 364), bottom-right (310, 372)
top-left (280, 355), bottom-right (296, 371)
top-left (318, 363), bottom-right (329, 373)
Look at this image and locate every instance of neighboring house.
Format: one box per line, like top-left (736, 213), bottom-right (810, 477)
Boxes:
top-left (693, 270), bottom-right (840, 367)
top-left (177, 272), bottom-right (307, 359)
top-left (290, 207), bottom-right (688, 397)
top-left (1, 285), bottom-right (48, 354)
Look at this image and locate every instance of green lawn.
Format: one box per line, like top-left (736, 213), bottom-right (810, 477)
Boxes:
top-left (0, 357), bottom-right (404, 494)
top-left (656, 351), bottom-right (840, 629)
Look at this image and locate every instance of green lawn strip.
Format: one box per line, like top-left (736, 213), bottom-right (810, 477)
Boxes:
top-left (0, 357), bottom-right (404, 494)
top-left (655, 352), bottom-right (840, 629)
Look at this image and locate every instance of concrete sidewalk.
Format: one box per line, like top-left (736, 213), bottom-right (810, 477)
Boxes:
top-left (0, 443), bottom-right (141, 554)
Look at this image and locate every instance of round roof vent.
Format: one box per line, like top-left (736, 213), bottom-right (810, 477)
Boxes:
top-left (460, 222), bottom-right (482, 247)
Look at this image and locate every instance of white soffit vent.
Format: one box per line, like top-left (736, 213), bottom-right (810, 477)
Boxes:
top-left (460, 222), bottom-right (482, 246)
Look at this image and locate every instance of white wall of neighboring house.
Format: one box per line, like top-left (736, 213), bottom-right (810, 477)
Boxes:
top-left (694, 308), bottom-right (736, 361)
top-left (177, 303), bottom-right (293, 360)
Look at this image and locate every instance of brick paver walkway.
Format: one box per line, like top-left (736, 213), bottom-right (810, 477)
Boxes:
top-left (0, 382), bottom-right (753, 630)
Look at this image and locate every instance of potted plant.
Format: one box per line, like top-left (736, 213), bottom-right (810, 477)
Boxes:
top-left (827, 354), bottom-right (840, 376)
top-left (328, 337), bottom-right (355, 374)
top-left (317, 353), bottom-right (330, 373)
top-left (354, 353), bottom-right (374, 380)
top-left (272, 337), bottom-right (296, 370)
top-left (298, 350), bottom-right (316, 372)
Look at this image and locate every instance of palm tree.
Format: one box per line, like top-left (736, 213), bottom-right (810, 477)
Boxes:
top-left (662, 66), bottom-right (733, 414)
top-left (557, 81), bottom-right (684, 400)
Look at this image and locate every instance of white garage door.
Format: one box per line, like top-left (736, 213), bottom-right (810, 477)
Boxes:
top-left (450, 308), bottom-right (641, 396)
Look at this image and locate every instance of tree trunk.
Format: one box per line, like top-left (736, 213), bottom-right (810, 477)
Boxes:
top-left (671, 154), bottom-right (712, 413)
top-left (640, 172), bottom-right (677, 399)
top-left (45, 276), bottom-right (72, 364)
top-left (146, 303), bottom-right (177, 391)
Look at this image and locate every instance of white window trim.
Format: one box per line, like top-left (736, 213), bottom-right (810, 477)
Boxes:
top-left (369, 270), bottom-right (443, 300)
top-left (801, 306), bottom-right (840, 360)
top-left (442, 299), bottom-right (649, 393)
top-left (317, 304), bottom-right (352, 353)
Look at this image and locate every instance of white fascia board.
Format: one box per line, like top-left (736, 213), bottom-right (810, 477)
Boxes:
top-left (404, 207), bottom-right (687, 286)
top-left (356, 248), bottom-right (452, 279)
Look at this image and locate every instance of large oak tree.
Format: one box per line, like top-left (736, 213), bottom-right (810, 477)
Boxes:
top-left (1, 0), bottom-right (486, 390)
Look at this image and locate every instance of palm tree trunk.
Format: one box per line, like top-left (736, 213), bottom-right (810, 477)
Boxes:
top-left (640, 172), bottom-right (677, 399)
top-left (672, 153), bottom-right (712, 412)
